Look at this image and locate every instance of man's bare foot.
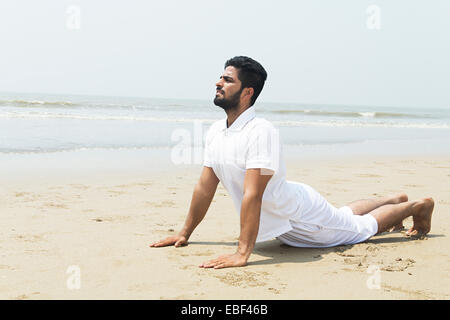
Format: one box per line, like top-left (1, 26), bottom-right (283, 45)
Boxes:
top-left (388, 223), bottom-right (405, 232)
top-left (387, 193), bottom-right (408, 232)
top-left (406, 197), bottom-right (434, 237)
top-left (390, 193), bottom-right (408, 204)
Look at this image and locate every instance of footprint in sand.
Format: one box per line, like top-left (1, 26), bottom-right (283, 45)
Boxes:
top-left (338, 245), bottom-right (416, 273)
top-left (336, 244), bottom-right (385, 270)
top-left (381, 258), bottom-right (415, 272)
top-left (214, 271), bottom-right (270, 288)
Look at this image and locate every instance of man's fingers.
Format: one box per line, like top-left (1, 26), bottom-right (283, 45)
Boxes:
top-left (203, 254), bottom-right (229, 263)
top-left (199, 260), bottom-right (218, 268)
top-left (150, 238), bottom-right (174, 247)
top-left (150, 235), bottom-right (190, 248)
top-left (174, 240), bottom-right (187, 247)
top-left (200, 257), bottom-right (229, 268)
top-left (153, 240), bottom-right (167, 247)
top-left (199, 261), bottom-right (215, 268)
top-left (199, 253), bottom-right (238, 268)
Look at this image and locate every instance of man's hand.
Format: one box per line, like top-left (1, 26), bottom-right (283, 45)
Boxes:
top-left (149, 235), bottom-right (188, 248)
top-left (199, 252), bottom-right (248, 269)
top-left (149, 167), bottom-right (218, 249)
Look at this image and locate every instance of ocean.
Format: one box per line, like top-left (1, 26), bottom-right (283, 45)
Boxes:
top-left (1, 92), bottom-right (450, 159)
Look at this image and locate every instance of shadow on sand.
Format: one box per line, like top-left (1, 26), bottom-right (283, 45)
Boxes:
top-left (190, 231), bottom-right (445, 267)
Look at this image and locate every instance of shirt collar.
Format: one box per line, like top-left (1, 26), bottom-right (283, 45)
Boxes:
top-left (221, 106), bottom-right (256, 132)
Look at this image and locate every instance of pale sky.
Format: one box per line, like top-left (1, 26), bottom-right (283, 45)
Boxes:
top-left (0, 0), bottom-right (449, 108)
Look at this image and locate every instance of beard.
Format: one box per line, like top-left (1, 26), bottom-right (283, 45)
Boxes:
top-left (213, 89), bottom-right (242, 111)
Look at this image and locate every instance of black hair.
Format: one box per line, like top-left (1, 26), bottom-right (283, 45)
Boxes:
top-left (224, 56), bottom-right (267, 106)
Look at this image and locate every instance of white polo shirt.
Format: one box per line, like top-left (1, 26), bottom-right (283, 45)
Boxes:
top-left (204, 106), bottom-right (302, 242)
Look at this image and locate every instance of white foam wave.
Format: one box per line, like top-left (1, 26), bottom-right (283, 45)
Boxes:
top-left (0, 112), bottom-right (218, 124)
top-left (0, 99), bottom-right (74, 106)
top-left (0, 112), bottom-right (449, 129)
top-left (0, 145), bottom-right (173, 155)
top-left (358, 112), bottom-right (376, 118)
top-left (273, 120), bottom-right (450, 129)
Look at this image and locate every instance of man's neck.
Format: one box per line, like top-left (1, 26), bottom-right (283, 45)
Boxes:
top-left (225, 104), bottom-right (250, 128)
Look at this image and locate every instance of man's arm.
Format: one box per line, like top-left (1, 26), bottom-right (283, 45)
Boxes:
top-left (199, 168), bottom-right (272, 268)
top-left (150, 166), bottom-right (219, 247)
top-left (237, 168), bottom-right (272, 258)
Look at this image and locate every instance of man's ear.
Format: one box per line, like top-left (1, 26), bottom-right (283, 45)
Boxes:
top-left (244, 87), bottom-right (254, 100)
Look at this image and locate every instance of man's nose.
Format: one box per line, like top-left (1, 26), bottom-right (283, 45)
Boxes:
top-left (216, 79), bottom-right (223, 88)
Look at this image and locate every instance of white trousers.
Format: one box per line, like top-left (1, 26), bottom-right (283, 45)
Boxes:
top-left (277, 183), bottom-right (379, 248)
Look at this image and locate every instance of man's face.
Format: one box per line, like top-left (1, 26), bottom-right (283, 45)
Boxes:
top-left (213, 66), bottom-right (243, 111)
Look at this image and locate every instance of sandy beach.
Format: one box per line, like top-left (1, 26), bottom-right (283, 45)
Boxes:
top-left (1, 151), bottom-right (449, 300)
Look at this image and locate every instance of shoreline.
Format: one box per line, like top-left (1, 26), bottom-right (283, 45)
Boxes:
top-left (2, 146), bottom-right (450, 193)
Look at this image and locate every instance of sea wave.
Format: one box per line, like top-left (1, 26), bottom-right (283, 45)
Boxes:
top-left (0, 99), bottom-right (76, 107)
top-left (272, 119), bottom-right (450, 129)
top-left (0, 111), bottom-right (218, 123)
top-left (268, 109), bottom-right (434, 119)
top-left (0, 111), bottom-right (449, 129)
top-left (0, 145), bottom-right (172, 155)
top-left (0, 99), bottom-right (206, 110)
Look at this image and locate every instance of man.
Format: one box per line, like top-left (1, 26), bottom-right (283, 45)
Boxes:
top-left (150, 56), bottom-right (434, 269)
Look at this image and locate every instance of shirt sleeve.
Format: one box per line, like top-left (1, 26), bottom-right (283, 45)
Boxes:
top-left (245, 124), bottom-right (280, 175)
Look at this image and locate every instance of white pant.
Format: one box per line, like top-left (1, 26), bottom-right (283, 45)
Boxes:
top-left (277, 183), bottom-right (379, 248)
